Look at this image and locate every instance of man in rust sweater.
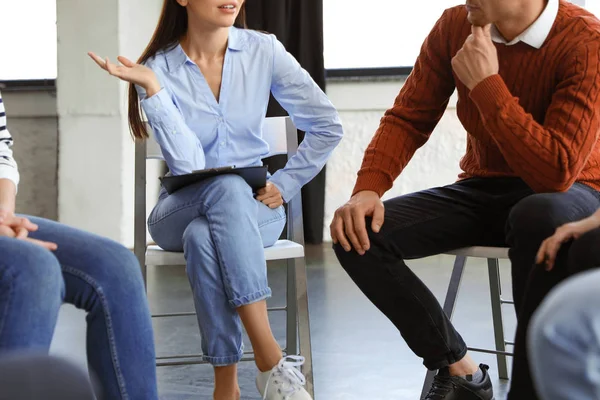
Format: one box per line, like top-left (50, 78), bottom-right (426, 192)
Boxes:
top-left (330, 0), bottom-right (600, 399)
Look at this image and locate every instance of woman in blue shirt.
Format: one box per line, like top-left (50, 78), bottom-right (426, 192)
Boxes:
top-left (90, 1), bottom-right (342, 399)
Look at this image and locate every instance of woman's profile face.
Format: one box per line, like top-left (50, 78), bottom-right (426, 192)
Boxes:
top-left (177, 0), bottom-right (245, 28)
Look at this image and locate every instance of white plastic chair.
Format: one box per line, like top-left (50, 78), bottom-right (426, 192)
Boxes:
top-left (133, 117), bottom-right (314, 396)
top-left (420, 246), bottom-right (514, 399)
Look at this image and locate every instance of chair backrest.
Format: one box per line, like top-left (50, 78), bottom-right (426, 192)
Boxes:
top-left (144, 116), bottom-right (297, 160)
top-left (133, 116), bottom-right (304, 267)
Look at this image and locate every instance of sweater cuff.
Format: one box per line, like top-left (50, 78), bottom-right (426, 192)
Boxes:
top-left (469, 75), bottom-right (513, 119)
top-left (352, 171), bottom-right (392, 198)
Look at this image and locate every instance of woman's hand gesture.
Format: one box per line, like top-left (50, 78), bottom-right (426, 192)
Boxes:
top-left (88, 52), bottom-right (161, 96)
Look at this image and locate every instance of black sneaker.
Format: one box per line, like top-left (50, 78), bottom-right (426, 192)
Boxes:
top-left (424, 364), bottom-right (494, 400)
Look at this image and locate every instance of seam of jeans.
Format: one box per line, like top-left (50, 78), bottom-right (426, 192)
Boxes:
top-left (204, 211), bottom-right (239, 302)
top-left (148, 199), bottom-right (209, 226)
top-left (0, 266), bottom-right (14, 346)
top-left (202, 196), bottom-right (270, 303)
top-left (258, 209), bottom-right (286, 229)
top-left (60, 265), bottom-right (129, 400)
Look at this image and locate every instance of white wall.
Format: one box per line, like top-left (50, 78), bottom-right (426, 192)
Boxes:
top-left (323, 79), bottom-right (465, 241)
top-left (57, 0), bottom-right (162, 247)
top-left (2, 91), bottom-right (58, 219)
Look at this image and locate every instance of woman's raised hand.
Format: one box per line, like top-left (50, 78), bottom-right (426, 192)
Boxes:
top-left (88, 52), bottom-right (161, 96)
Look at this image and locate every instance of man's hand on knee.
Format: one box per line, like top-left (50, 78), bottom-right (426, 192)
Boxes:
top-left (330, 190), bottom-right (384, 255)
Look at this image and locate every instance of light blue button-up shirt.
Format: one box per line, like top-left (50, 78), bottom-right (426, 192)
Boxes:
top-left (138, 27), bottom-right (343, 202)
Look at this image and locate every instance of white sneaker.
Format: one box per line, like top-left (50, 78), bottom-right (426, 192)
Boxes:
top-left (256, 356), bottom-right (312, 400)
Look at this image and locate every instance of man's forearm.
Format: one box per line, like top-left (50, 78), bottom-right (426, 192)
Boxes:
top-left (590, 208), bottom-right (600, 226)
top-left (0, 179), bottom-right (17, 214)
top-left (468, 45), bottom-right (600, 193)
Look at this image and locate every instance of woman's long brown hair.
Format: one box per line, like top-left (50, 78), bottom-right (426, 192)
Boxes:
top-left (128, 0), bottom-right (247, 139)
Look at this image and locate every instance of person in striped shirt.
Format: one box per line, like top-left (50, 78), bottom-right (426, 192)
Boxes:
top-left (0, 90), bottom-right (158, 400)
top-left (0, 96), bottom-right (18, 188)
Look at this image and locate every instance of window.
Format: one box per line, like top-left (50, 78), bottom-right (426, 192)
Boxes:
top-left (323, 0), bottom-right (460, 70)
top-left (324, 0), bottom-right (600, 72)
top-left (587, 0), bottom-right (600, 17)
top-left (0, 1), bottom-right (57, 80)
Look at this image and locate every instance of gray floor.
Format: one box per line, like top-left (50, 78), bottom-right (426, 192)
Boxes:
top-left (50, 244), bottom-right (515, 399)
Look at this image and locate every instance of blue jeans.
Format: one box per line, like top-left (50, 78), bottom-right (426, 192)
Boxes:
top-left (0, 216), bottom-right (158, 400)
top-left (148, 175), bottom-right (286, 366)
top-left (529, 263), bottom-right (600, 400)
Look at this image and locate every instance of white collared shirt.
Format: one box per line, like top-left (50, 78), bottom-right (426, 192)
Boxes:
top-left (491, 0), bottom-right (559, 48)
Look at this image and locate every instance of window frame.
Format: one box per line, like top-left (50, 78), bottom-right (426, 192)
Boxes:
top-left (324, 0), bottom-right (595, 80)
top-left (0, 79), bottom-right (56, 92)
top-left (326, 67), bottom-right (413, 80)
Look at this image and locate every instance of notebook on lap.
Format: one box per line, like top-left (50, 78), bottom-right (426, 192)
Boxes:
top-left (160, 166), bottom-right (268, 194)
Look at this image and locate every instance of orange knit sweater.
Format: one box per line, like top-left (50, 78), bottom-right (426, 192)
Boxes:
top-left (353, 1), bottom-right (600, 196)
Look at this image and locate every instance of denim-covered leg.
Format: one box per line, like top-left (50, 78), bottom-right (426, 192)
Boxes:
top-left (148, 175), bottom-right (286, 365)
top-left (26, 216), bottom-right (158, 400)
top-left (183, 216), bottom-right (245, 365)
top-left (0, 236), bottom-right (64, 351)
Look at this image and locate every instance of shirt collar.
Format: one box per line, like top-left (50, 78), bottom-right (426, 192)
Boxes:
top-left (491, 0), bottom-right (559, 49)
top-left (227, 26), bottom-right (246, 51)
top-left (165, 26), bottom-right (246, 72)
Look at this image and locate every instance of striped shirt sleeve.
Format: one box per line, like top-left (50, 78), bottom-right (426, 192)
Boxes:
top-left (0, 90), bottom-right (20, 187)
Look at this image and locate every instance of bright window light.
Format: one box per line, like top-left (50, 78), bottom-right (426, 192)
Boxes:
top-left (323, 1), bottom-right (461, 69)
top-left (323, 0), bottom-right (600, 70)
top-left (0, 1), bottom-right (57, 80)
top-left (587, 0), bottom-right (600, 17)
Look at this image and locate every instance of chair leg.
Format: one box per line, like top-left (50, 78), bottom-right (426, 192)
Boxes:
top-left (290, 257), bottom-right (314, 398)
top-left (421, 255), bottom-right (468, 400)
top-left (142, 263), bottom-right (148, 292)
top-left (487, 258), bottom-right (509, 380)
top-left (286, 258), bottom-right (298, 356)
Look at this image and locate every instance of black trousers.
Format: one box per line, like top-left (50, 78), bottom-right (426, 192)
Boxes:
top-left (333, 177), bottom-right (600, 399)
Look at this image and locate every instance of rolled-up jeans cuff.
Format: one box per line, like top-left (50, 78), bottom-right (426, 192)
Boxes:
top-left (228, 288), bottom-right (272, 308)
top-left (203, 348), bottom-right (244, 366)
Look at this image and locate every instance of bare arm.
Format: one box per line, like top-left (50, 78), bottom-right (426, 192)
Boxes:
top-left (0, 178), bottom-right (16, 217)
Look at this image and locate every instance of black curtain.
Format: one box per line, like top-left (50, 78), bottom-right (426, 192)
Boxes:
top-left (246, 0), bottom-right (327, 244)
